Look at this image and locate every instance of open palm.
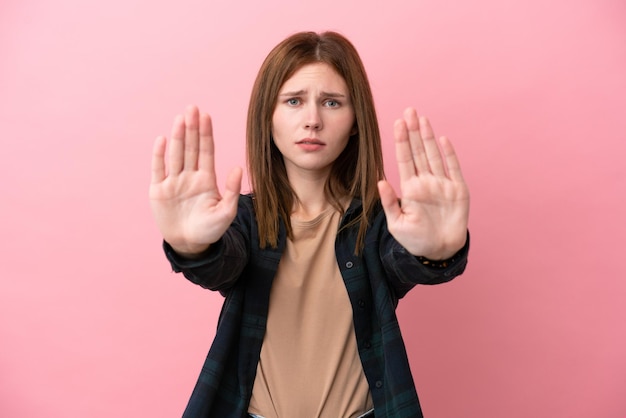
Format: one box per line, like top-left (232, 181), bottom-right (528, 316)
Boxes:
top-left (378, 108), bottom-right (469, 260)
top-left (149, 106), bottom-right (242, 256)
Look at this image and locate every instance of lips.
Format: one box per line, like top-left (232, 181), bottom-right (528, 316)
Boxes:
top-left (296, 138), bottom-right (325, 145)
top-left (296, 138), bottom-right (325, 152)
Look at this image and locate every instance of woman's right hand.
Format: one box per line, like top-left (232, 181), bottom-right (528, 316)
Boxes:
top-left (149, 105), bottom-right (242, 257)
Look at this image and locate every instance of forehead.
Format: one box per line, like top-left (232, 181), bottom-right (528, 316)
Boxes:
top-left (279, 62), bottom-right (348, 92)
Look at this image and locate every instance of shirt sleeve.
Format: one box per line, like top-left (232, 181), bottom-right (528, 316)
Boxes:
top-left (380, 230), bottom-right (470, 298)
top-left (162, 197), bottom-right (252, 293)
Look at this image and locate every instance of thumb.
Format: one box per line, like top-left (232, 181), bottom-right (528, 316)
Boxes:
top-left (378, 180), bottom-right (402, 223)
top-left (222, 166), bottom-right (243, 202)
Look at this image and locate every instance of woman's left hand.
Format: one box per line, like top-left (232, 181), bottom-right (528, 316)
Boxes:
top-left (378, 107), bottom-right (470, 260)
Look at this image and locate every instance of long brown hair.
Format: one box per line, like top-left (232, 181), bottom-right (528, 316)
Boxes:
top-left (246, 31), bottom-right (384, 254)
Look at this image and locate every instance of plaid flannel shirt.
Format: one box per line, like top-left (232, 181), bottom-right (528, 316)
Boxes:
top-left (164, 194), bottom-right (469, 418)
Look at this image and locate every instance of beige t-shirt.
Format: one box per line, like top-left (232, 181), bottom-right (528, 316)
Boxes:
top-left (248, 208), bottom-right (373, 418)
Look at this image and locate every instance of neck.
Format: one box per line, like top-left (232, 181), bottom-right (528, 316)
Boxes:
top-left (285, 165), bottom-right (351, 220)
top-left (290, 176), bottom-right (330, 220)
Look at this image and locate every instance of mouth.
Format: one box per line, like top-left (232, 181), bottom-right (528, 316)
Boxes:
top-left (296, 138), bottom-right (325, 151)
top-left (297, 138), bottom-right (325, 145)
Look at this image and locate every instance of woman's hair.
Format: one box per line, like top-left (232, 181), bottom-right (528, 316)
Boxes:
top-left (246, 31), bottom-right (384, 254)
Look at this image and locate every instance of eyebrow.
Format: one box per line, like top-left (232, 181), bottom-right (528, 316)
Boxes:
top-left (278, 90), bottom-right (347, 98)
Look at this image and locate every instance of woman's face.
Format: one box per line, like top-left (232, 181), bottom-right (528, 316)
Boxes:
top-left (271, 62), bottom-right (356, 180)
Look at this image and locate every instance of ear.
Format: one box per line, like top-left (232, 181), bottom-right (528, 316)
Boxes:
top-left (350, 124), bottom-right (358, 136)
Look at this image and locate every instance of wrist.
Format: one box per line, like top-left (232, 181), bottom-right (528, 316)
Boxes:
top-left (416, 232), bottom-right (469, 268)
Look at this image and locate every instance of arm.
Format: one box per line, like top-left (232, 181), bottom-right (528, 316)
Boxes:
top-left (163, 204), bottom-right (250, 292)
top-left (381, 229), bottom-right (469, 292)
top-left (374, 207), bottom-right (469, 299)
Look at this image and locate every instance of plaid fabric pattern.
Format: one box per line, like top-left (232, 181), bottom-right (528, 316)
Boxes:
top-left (164, 195), bottom-right (469, 418)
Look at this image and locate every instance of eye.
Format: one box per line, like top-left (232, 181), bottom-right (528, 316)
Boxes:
top-left (324, 99), bottom-right (340, 108)
top-left (286, 98), bottom-right (300, 106)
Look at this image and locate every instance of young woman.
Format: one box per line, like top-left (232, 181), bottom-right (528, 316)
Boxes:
top-left (150, 31), bottom-right (470, 418)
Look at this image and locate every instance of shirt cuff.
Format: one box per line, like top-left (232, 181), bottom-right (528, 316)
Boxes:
top-left (162, 240), bottom-right (224, 272)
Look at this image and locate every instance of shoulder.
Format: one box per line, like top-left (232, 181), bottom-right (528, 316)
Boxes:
top-left (238, 193), bottom-right (255, 208)
top-left (343, 198), bottom-right (384, 223)
top-left (228, 194), bottom-right (257, 235)
top-left (235, 194), bottom-right (257, 218)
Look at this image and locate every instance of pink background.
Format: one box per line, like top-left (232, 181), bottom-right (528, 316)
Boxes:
top-left (1, 0), bottom-right (625, 417)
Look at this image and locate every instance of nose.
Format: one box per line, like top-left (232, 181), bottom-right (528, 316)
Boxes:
top-left (304, 105), bottom-right (322, 130)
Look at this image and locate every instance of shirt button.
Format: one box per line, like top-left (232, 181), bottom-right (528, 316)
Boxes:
top-left (358, 299), bottom-right (365, 308)
top-left (345, 261), bottom-right (354, 268)
top-left (364, 341), bottom-right (371, 349)
top-left (375, 380), bottom-right (383, 388)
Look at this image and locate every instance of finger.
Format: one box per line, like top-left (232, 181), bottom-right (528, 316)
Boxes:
top-left (440, 136), bottom-right (466, 182)
top-left (150, 135), bottom-right (167, 184)
top-left (216, 166), bottom-right (243, 223)
top-left (419, 116), bottom-right (446, 176)
top-left (184, 105), bottom-right (200, 171)
top-left (221, 166), bottom-right (243, 208)
top-left (394, 119), bottom-right (417, 182)
top-left (198, 112), bottom-right (215, 173)
top-left (168, 114), bottom-right (185, 175)
top-left (404, 108), bottom-right (430, 174)
top-left (377, 180), bottom-right (402, 223)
